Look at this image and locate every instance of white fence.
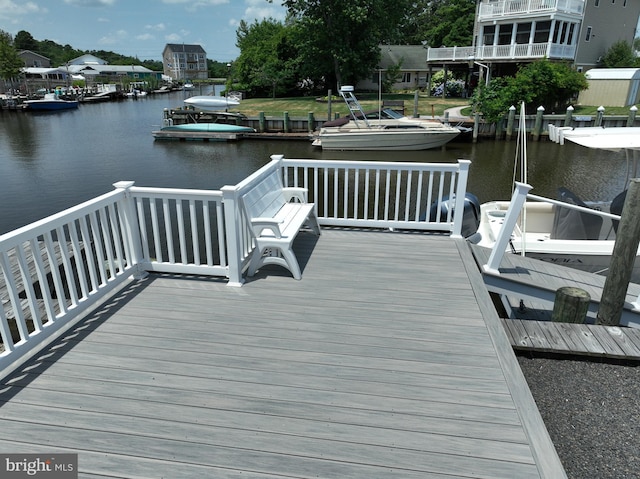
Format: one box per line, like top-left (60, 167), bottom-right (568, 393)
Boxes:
top-left (0, 156), bottom-right (471, 376)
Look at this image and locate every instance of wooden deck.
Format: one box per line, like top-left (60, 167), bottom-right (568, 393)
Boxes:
top-left (0, 230), bottom-right (565, 478)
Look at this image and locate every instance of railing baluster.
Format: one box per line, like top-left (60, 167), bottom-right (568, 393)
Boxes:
top-left (190, 200), bottom-right (200, 265)
top-left (149, 199), bottom-right (163, 263)
top-left (28, 237), bottom-right (56, 323)
top-left (89, 212), bottom-right (108, 286)
top-left (99, 208), bottom-right (117, 280)
top-left (176, 200), bottom-right (187, 264)
top-left (0, 250), bottom-right (29, 342)
top-left (43, 231), bottom-right (67, 315)
top-left (56, 226), bottom-right (79, 307)
top-left (163, 199), bottom-right (175, 264)
top-left (69, 220), bottom-right (89, 300)
top-left (404, 170), bottom-right (413, 222)
top-left (107, 205), bottom-right (125, 273)
top-left (373, 169), bottom-right (381, 221)
top-left (16, 243), bottom-right (43, 332)
top-left (78, 217), bottom-right (99, 293)
top-left (136, 198), bottom-right (151, 261)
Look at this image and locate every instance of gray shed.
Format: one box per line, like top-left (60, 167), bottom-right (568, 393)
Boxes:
top-left (578, 68), bottom-right (640, 107)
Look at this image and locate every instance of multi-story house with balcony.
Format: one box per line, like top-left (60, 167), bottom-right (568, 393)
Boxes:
top-left (162, 44), bottom-right (208, 81)
top-left (426, 0), bottom-right (640, 84)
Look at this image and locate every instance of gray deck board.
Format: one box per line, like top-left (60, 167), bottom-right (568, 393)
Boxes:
top-left (0, 229), bottom-right (565, 478)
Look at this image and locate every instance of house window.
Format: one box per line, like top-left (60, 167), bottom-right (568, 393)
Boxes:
top-left (567, 24), bottom-right (576, 45)
top-left (533, 21), bottom-right (551, 43)
top-left (482, 25), bottom-right (495, 46)
top-left (401, 72), bottom-right (411, 83)
top-left (595, 0), bottom-right (599, 5)
top-left (498, 24), bottom-right (512, 45)
top-left (516, 23), bottom-right (532, 44)
top-left (585, 26), bottom-right (592, 42)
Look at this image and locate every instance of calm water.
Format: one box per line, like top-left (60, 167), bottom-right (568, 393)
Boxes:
top-left (0, 90), bottom-right (630, 235)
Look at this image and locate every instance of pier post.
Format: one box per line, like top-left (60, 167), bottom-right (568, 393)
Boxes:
top-left (552, 287), bottom-right (590, 323)
top-left (506, 105), bottom-right (516, 140)
top-left (627, 105), bottom-right (637, 127)
top-left (283, 111), bottom-right (290, 133)
top-left (308, 112), bottom-right (315, 133)
top-left (532, 106), bottom-right (544, 141)
top-left (596, 106), bottom-right (605, 127)
top-left (327, 89), bottom-right (332, 121)
top-left (564, 105), bottom-right (574, 127)
top-left (597, 179), bottom-right (640, 326)
top-left (413, 90), bottom-right (419, 118)
top-left (259, 112), bottom-right (266, 133)
top-left (473, 112), bottom-right (479, 143)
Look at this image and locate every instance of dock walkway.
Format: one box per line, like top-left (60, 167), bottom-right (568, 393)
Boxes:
top-left (0, 230), bottom-right (565, 478)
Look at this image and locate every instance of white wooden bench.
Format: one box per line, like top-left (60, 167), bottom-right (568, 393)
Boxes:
top-left (242, 169), bottom-right (321, 280)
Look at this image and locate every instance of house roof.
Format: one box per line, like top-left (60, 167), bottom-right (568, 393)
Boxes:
top-left (585, 68), bottom-right (640, 80)
top-left (18, 50), bottom-right (50, 61)
top-left (163, 43), bottom-right (206, 54)
top-left (378, 45), bottom-right (427, 71)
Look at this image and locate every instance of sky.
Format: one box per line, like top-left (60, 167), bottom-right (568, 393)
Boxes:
top-left (0, 0), bottom-right (287, 62)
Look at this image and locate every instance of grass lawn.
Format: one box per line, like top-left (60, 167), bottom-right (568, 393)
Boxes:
top-left (233, 93), bottom-right (638, 118)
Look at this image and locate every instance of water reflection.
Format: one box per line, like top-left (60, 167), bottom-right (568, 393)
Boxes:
top-left (0, 91), bottom-right (633, 234)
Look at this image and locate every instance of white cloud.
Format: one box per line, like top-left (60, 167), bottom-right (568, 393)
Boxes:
top-left (145, 23), bottom-right (166, 32)
top-left (64, 0), bottom-right (116, 6)
top-left (0, 0), bottom-right (47, 20)
top-left (165, 33), bottom-right (182, 42)
top-left (98, 29), bottom-right (127, 45)
top-left (136, 33), bottom-right (155, 41)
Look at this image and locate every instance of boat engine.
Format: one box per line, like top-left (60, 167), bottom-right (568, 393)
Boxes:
top-left (427, 192), bottom-right (481, 239)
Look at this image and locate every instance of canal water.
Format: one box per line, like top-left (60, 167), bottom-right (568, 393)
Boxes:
top-left (0, 88), bottom-right (631, 235)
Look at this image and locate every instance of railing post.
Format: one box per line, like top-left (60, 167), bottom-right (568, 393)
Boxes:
top-left (483, 182), bottom-right (533, 275)
top-left (451, 160), bottom-right (472, 238)
top-left (221, 185), bottom-right (245, 287)
top-left (113, 181), bottom-right (147, 278)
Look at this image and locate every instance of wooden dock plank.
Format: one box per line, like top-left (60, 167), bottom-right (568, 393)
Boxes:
top-left (0, 230), bottom-right (565, 478)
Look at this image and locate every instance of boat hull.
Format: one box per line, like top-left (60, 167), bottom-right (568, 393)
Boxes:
top-left (24, 100), bottom-right (78, 111)
top-left (159, 123), bottom-right (254, 133)
top-left (184, 96), bottom-right (239, 111)
top-left (316, 128), bottom-right (459, 151)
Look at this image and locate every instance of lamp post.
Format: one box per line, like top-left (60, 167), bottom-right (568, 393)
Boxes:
top-left (467, 56), bottom-right (490, 86)
top-left (226, 62), bottom-right (232, 96)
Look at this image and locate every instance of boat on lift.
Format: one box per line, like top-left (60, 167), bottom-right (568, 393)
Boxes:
top-left (184, 95), bottom-right (239, 111)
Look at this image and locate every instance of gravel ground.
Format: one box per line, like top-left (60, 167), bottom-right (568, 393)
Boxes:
top-left (517, 354), bottom-right (640, 479)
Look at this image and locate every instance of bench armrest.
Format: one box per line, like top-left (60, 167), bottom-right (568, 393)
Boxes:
top-left (283, 187), bottom-right (308, 203)
top-left (251, 217), bottom-right (284, 238)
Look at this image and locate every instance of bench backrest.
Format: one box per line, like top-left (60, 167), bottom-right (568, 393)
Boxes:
top-left (242, 169), bottom-right (287, 219)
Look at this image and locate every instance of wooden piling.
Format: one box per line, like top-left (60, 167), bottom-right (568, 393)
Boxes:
top-left (552, 287), bottom-right (590, 323)
top-left (597, 179), bottom-right (640, 326)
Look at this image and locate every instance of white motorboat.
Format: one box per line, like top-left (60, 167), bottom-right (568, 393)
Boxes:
top-left (474, 119), bottom-right (639, 278)
top-left (184, 95), bottom-right (239, 111)
top-left (312, 86), bottom-right (460, 151)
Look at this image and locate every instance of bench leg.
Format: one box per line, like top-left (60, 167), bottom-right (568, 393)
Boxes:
top-left (247, 245), bottom-right (302, 280)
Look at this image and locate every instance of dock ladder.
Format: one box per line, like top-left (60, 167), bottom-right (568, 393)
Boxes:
top-left (339, 85), bottom-right (370, 128)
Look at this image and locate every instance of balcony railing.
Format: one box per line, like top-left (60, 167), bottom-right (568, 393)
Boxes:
top-left (0, 156), bottom-right (471, 377)
top-left (426, 42), bottom-right (576, 62)
top-left (478, 0), bottom-right (585, 19)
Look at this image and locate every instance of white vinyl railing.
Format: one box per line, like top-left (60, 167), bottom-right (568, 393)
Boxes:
top-left (0, 156), bottom-right (472, 376)
top-left (426, 42), bottom-right (576, 62)
top-left (280, 157), bottom-right (471, 234)
top-left (478, 0), bottom-right (585, 18)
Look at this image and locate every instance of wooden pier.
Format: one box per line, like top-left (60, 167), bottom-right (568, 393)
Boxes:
top-left (0, 230), bottom-right (566, 478)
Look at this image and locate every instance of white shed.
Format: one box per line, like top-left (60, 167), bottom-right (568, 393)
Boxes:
top-left (578, 68), bottom-right (640, 107)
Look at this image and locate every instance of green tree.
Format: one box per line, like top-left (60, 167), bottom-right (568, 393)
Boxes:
top-left (472, 60), bottom-right (588, 122)
top-left (0, 30), bottom-right (24, 87)
top-left (394, 0), bottom-right (475, 46)
top-left (234, 18), bottom-right (300, 97)
top-left (277, 0), bottom-right (411, 89)
top-left (14, 30), bottom-right (38, 51)
top-left (600, 40), bottom-right (638, 68)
